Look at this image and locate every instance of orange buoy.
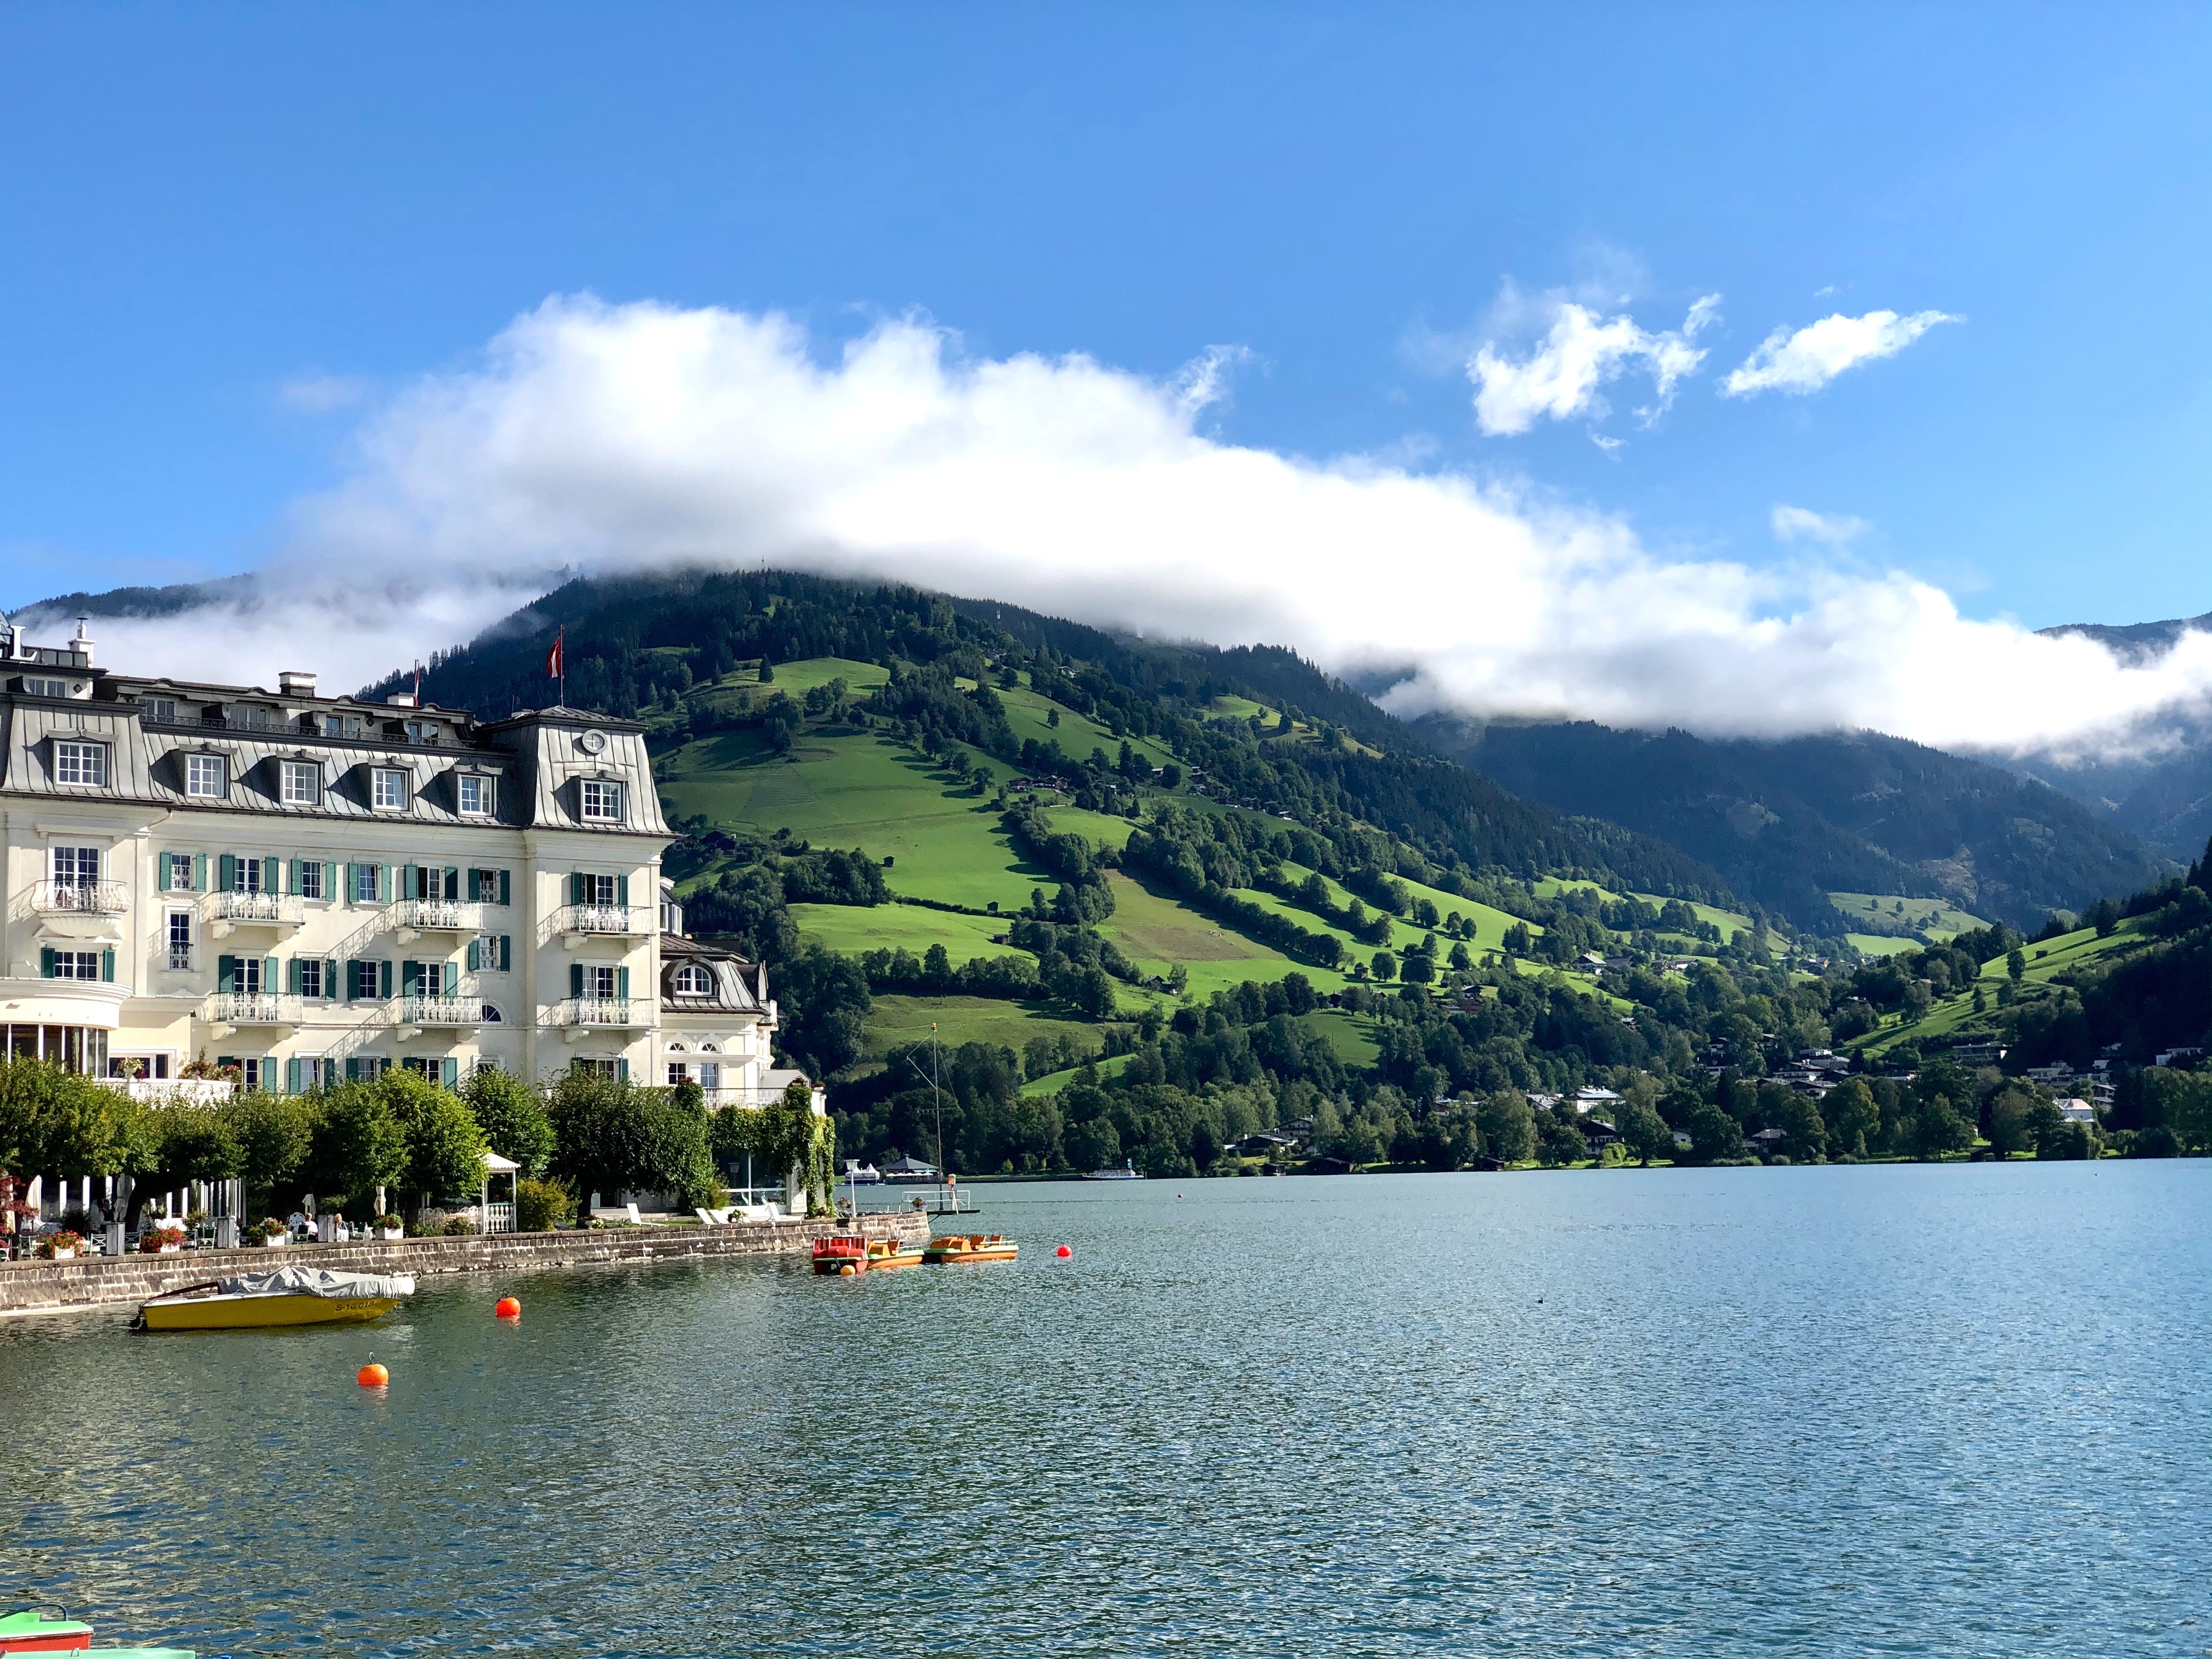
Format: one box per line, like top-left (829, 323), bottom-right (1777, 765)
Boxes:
top-left (356, 1362), bottom-right (389, 1388)
top-left (1056, 1244), bottom-right (1072, 1257)
top-left (494, 1296), bottom-right (521, 1319)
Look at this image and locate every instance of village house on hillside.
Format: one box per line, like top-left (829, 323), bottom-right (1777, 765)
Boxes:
top-left (0, 615), bottom-right (819, 1119)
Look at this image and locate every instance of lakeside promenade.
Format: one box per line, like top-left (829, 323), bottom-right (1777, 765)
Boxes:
top-left (0, 1210), bottom-right (929, 1317)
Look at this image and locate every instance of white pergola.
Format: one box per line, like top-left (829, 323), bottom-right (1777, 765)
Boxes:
top-left (479, 1150), bottom-right (521, 1234)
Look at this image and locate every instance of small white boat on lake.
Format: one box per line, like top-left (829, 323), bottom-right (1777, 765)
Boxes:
top-left (1084, 1160), bottom-right (1143, 1181)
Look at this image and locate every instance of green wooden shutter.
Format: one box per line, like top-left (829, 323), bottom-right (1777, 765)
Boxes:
top-left (569, 871), bottom-right (585, 905)
top-left (571, 963), bottom-right (584, 998)
top-left (466, 938), bottom-right (481, 972)
top-left (219, 853), bottom-right (236, 891)
top-left (264, 856), bottom-right (280, 893)
top-left (192, 853), bottom-right (208, 891)
top-left (287, 957), bottom-right (302, 995)
top-left (157, 851), bottom-right (173, 888)
top-left (379, 961), bottom-right (392, 998)
top-left (217, 955), bottom-right (237, 992)
top-left (499, 934), bottom-right (511, 971)
top-left (499, 869), bottom-right (511, 906)
top-left (100, 948), bottom-right (116, 983)
top-left (402, 960), bottom-right (420, 996)
top-left (39, 947), bottom-right (55, 978)
top-left (264, 957), bottom-right (279, 991)
top-left (617, 874), bottom-right (630, 907)
top-left (346, 1057), bottom-right (361, 1082)
top-left (441, 1058), bottom-right (458, 1089)
top-left (618, 966), bottom-right (630, 1000)
top-left (324, 959), bottom-right (338, 1000)
top-left (444, 866), bottom-right (459, 901)
top-left (618, 1058), bottom-right (630, 1082)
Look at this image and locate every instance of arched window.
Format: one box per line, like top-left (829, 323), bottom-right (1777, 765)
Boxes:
top-left (479, 1003), bottom-right (503, 1023)
top-left (666, 1040), bottom-right (687, 1053)
top-left (699, 1042), bottom-right (719, 1054)
top-left (673, 964), bottom-right (712, 996)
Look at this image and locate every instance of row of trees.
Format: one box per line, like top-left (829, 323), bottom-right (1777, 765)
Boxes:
top-left (0, 1060), bottom-right (836, 1228)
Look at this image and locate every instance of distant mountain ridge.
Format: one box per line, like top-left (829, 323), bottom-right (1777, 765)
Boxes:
top-left (1417, 716), bottom-right (2169, 933)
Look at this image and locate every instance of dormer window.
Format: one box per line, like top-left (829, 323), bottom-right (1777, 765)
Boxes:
top-left (53, 740), bottom-right (108, 787)
top-left (372, 768), bottom-right (409, 810)
top-left (24, 676), bottom-right (70, 698)
top-left (281, 760), bottom-right (321, 806)
top-left (457, 773), bottom-right (494, 815)
top-left (143, 697), bottom-right (178, 724)
top-left (580, 779), bottom-right (624, 822)
top-left (673, 964), bottom-right (712, 996)
top-left (185, 753), bottom-right (228, 799)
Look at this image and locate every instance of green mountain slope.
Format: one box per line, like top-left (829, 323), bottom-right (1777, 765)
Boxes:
top-left (1423, 717), bottom-right (2168, 933)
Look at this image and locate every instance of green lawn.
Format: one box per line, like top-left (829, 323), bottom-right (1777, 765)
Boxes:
top-left (1848, 933), bottom-right (1922, 958)
top-left (997, 681), bottom-right (1175, 770)
top-left (759, 656), bottom-right (891, 698)
top-left (1046, 806), bottom-right (1142, 850)
top-left (661, 730), bottom-right (1043, 911)
top-left (1630, 893), bottom-right (1754, 939)
top-left (788, 902), bottom-right (1015, 961)
top-left (1854, 917), bottom-right (2148, 1057)
top-left (859, 994), bottom-right (1104, 1063)
top-left (1829, 891), bottom-right (1991, 939)
top-left (1302, 1008), bottom-right (1380, 1066)
top-left (1098, 870), bottom-right (1325, 998)
top-left (1022, 1051), bottom-right (1137, 1095)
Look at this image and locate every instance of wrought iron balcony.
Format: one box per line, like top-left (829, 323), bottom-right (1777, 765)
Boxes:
top-left (208, 891), bottom-right (304, 928)
top-left (556, 904), bottom-right (651, 939)
top-left (396, 995), bottom-right (483, 1028)
top-left (393, 899), bottom-right (483, 933)
top-left (32, 879), bottom-right (129, 917)
top-left (555, 996), bottom-right (645, 1033)
top-left (208, 992), bottom-right (302, 1026)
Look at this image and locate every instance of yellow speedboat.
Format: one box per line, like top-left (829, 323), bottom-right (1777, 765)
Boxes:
top-left (135, 1268), bottom-right (415, 1331)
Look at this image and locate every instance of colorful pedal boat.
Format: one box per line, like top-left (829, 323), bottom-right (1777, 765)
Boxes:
top-left (865, 1238), bottom-right (925, 1270)
top-left (922, 1232), bottom-right (1018, 1265)
top-left (0, 1606), bottom-right (193, 1656)
top-left (812, 1235), bottom-right (870, 1275)
top-left (134, 1267), bottom-right (414, 1331)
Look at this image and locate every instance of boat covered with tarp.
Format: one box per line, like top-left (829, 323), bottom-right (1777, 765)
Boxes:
top-left (134, 1266), bottom-right (416, 1331)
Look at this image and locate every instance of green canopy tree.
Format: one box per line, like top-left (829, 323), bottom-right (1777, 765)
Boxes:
top-left (461, 1067), bottom-right (555, 1176)
top-left (379, 1070), bottom-right (487, 1209)
top-left (0, 1058), bottom-right (126, 1184)
top-left (309, 1083), bottom-right (409, 1215)
top-left (1474, 1089), bottom-right (1536, 1164)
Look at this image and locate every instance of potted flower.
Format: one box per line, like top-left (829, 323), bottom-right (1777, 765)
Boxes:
top-left (39, 1229), bottom-right (86, 1261)
top-left (256, 1217), bottom-right (289, 1247)
top-left (139, 1224), bottom-right (187, 1255)
top-left (376, 1214), bottom-right (405, 1242)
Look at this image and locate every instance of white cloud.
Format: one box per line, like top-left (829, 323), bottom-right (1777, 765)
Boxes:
top-left (1721, 308), bottom-right (1959, 398)
top-left (279, 373), bottom-right (370, 413)
top-left (1468, 291), bottom-right (1720, 436)
top-left (41, 296), bottom-right (2212, 759)
top-left (1172, 345), bottom-right (1255, 417)
top-left (1771, 505), bottom-right (1870, 547)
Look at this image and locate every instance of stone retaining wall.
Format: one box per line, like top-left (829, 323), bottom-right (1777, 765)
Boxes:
top-left (0, 1211), bottom-right (931, 1316)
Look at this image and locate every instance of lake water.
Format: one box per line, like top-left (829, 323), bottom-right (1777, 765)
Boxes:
top-left (4, 1163), bottom-right (2210, 1657)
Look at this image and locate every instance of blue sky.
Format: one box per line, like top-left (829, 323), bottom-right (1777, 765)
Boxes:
top-left (3, 4), bottom-right (2209, 657)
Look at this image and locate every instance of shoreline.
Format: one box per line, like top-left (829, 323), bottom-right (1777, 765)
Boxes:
top-left (0, 1211), bottom-right (930, 1319)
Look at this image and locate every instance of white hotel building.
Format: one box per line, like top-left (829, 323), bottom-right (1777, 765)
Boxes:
top-left (0, 619), bottom-right (809, 1109)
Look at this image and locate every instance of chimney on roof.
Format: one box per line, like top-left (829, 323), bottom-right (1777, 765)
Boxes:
top-left (74, 617), bottom-right (94, 666)
top-left (279, 670), bottom-right (318, 697)
top-left (386, 693), bottom-right (417, 708)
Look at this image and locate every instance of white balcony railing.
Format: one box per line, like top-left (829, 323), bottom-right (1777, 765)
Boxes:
top-left (165, 945), bottom-right (194, 972)
top-left (556, 996), bottom-right (644, 1028)
top-left (398, 995), bottom-right (482, 1028)
top-left (210, 891), bottom-right (304, 926)
top-left (699, 1086), bottom-right (800, 1110)
top-left (98, 1077), bottom-right (236, 1105)
top-left (556, 904), bottom-right (651, 937)
top-left (209, 992), bottom-right (301, 1025)
top-left (33, 879), bottom-right (129, 917)
top-left (393, 899), bottom-right (483, 933)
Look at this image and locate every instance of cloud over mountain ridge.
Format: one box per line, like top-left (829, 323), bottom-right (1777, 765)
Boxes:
top-left (21, 295), bottom-right (2212, 761)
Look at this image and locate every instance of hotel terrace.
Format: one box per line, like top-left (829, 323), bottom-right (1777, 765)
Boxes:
top-left (0, 616), bottom-right (815, 1115)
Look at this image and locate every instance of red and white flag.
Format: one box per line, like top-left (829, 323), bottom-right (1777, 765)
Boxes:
top-left (546, 629), bottom-right (565, 681)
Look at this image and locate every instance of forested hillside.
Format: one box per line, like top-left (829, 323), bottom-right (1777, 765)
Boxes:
top-left (1423, 716), bottom-right (2166, 933)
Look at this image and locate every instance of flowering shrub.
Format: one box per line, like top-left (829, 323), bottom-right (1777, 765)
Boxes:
top-left (256, 1217), bottom-right (288, 1240)
top-left (38, 1230), bottom-right (86, 1259)
top-left (139, 1226), bottom-right (187, 1254)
